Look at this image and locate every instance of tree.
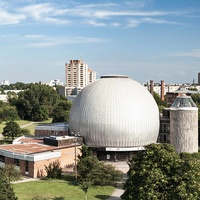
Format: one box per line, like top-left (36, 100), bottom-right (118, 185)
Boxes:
top-left (77, 145), bottom-right (122, 186)
top-left (0, 170), bottom-right (18, 200)
top-left (52, 100), bottom-right (72, 123)
top-left (2, 120), bottom-right (22, 141)
top-left (11, 84), bottom-right (61, 121)
top-left (153, 92), bottom-right (167, 111)
top-left (0, 164), bottom-right (21, 182)
top-left (78, 179), bottom-right (93, 200)
top-left (121, 143), bottom-right (200, 200)
top-left (44, 160), bottom-right (63, 179)
top-left (0, 177), bottom-right (18, 200)
top-left (0, 102), bottom-right (19, 122)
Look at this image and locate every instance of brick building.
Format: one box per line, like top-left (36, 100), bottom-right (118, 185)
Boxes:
top-left (0, 136), bottom-right (82, 178)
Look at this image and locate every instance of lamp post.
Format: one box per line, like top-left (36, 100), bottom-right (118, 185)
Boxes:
top-left (74, 137), bottom-right (77, 180)
top-left (73, 132), bottom-right (80, 181)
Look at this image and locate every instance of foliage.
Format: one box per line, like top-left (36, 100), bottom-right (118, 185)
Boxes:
top-left (0, 164), bottom-right (21, 182)
top-left (0, 177), bottom-right (18, 200)
top-left (0, 82), bottom-right (31, 91)
top-left (2, 120), bottom-right (22, 141)
top-left (77, 155), bottom-right (100, 180)
top-left (121, 143), bottom-right (200, 200)
top-left (10, 84), bottom-right (61, 121)
top-left (52, 100), bottom-right (72, 123)
top-left (78, 179), bottom-right (93, 200)
top-left (20, 128), bottom-right (30, 135)
top-left (88, 162), bottom-right (123, 186)
top-left (44, 160), bottom-right (63, 179)
top-left (77, 145), bottom-right (122, 186)
top-left (153, 92), bottom-right (168, 111)
top-left (77, 144), bottom-right (93, 160)
top-left (0, 102), bottom-right (19, 121)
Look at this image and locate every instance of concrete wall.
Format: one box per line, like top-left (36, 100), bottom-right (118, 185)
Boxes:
top-left (170, 109), bottom-right (198, 153)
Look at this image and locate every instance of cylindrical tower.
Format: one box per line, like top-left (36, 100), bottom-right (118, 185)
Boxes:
top-left (170, 94), bottom-right (198, 153)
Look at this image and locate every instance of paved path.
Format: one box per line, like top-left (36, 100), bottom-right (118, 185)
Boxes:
top-left (20, 122), bottom-right (37, 128)
top-left (107, 188), bottom-right (124, 200)
top-left (105, 161), bottom-right (129, 200)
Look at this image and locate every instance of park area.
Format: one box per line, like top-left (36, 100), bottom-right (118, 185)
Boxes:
top-left (12, 177), bottom-right (114, 200)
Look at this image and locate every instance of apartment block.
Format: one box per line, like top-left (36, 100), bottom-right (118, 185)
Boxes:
top-left (65, 60), bottom-right (96, 96)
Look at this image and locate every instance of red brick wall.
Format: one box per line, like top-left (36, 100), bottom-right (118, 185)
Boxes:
top-left (2, 145), bottom-right (82, 178)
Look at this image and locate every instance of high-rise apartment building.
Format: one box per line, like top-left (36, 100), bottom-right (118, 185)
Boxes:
top-left (198, 72), bottom-right (200, 85)
top-left (65, 60), bottom-right (96, 96)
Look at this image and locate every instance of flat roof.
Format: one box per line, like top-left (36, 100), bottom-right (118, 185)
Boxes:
top-left (0, 137), bottom-right (79, 155)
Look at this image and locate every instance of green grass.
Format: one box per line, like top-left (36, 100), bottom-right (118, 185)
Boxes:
top-left (13, 180), bottom-right (115, 200)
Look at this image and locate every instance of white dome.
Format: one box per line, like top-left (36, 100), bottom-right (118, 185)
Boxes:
top-left (69, 75), bottom-right (159, 148)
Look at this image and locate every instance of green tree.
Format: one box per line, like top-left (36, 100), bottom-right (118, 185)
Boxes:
top-left (0, 164), bottom-right (21, 182)
top-left (77, 145), bottom-right (122, 186)
top-left (12, 98), bottom-right (31, 120)
top-left (0, 177), bottom-right (18, 200)
top-left (11, 84), bottom-right (61, 121)
top-left (153, 92), bottom-right (168, 111)
top-left (78, 179), bottom-right (93, 200)
top-left (0, 102), bottom-right (19, 121)
top-left (2, 120), bottom-right (22, 141)
top-left (77, 144), bottom-right (93, 160)
top-left (121, 143), bottom-right (200, 200)
top-left (52, 100), bottom-right (72, 123)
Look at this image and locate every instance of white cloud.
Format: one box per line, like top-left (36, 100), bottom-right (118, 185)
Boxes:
top-left (19, 3), bottom-right (69, 24)
top-left (127, 17), bottom-right (181, 27)
top-left (0, 9), bottom-right (26, 25)
top-left (23, 35), bottom-right (46, 39)
top-left (0, 1), bottom-right (195, 28)
top-left (85, 19), bottom-right (105, 27)
top-left (21, 35), bottom-right (108, 48)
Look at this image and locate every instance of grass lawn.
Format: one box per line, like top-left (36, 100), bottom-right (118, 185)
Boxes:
top-left (13, 180), bottom-right (115, 200)
top-left (0, 119), bottom-right (52, 135)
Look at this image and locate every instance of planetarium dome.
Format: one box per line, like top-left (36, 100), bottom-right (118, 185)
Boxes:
top-left (69, 75), bottom-right (159, 149)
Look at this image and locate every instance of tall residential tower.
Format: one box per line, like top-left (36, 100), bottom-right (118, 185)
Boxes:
top-left (65, 60), bottom-right (96, 96)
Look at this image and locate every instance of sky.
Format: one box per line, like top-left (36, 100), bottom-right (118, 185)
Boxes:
top-left (0, 0), bottom-right (200, 84)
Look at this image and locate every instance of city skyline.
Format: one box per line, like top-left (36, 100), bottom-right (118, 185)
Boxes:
top-left (0, 0), bottom-right (200, 84)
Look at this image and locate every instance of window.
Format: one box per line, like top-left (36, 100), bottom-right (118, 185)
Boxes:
top-left (0, 155), bottom-right (5, 163)
top-left (14, 159), bottom-right (20, 166)
top-left (25, 161), bottom-right (29, 172)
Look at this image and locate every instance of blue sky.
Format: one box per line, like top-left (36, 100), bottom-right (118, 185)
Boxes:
top-left (0, 0), bottom-right (200, 84)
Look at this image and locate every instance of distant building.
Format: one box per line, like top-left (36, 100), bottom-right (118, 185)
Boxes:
top-left (48, 79), bottom-right (65, 87)
top-left (158, 108), bottom-right (170, 143)
top-left (1, 80), bottom-right (9, 86)
top-left (0, 94), bottom-right (7, 102)
top-left (65, 60), bottom-right (96, 96)
top-left (165, 86), bottom-right (198, 106)
top-left (35, 123), bottom-right (69, 138)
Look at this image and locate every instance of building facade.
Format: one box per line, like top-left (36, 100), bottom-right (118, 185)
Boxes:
top-left (0, 136), bottom-right (83, 178)
top-left (65, 60), bottom-right (96, 96)
top-left (34, 123), bottom-right (69, 137)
